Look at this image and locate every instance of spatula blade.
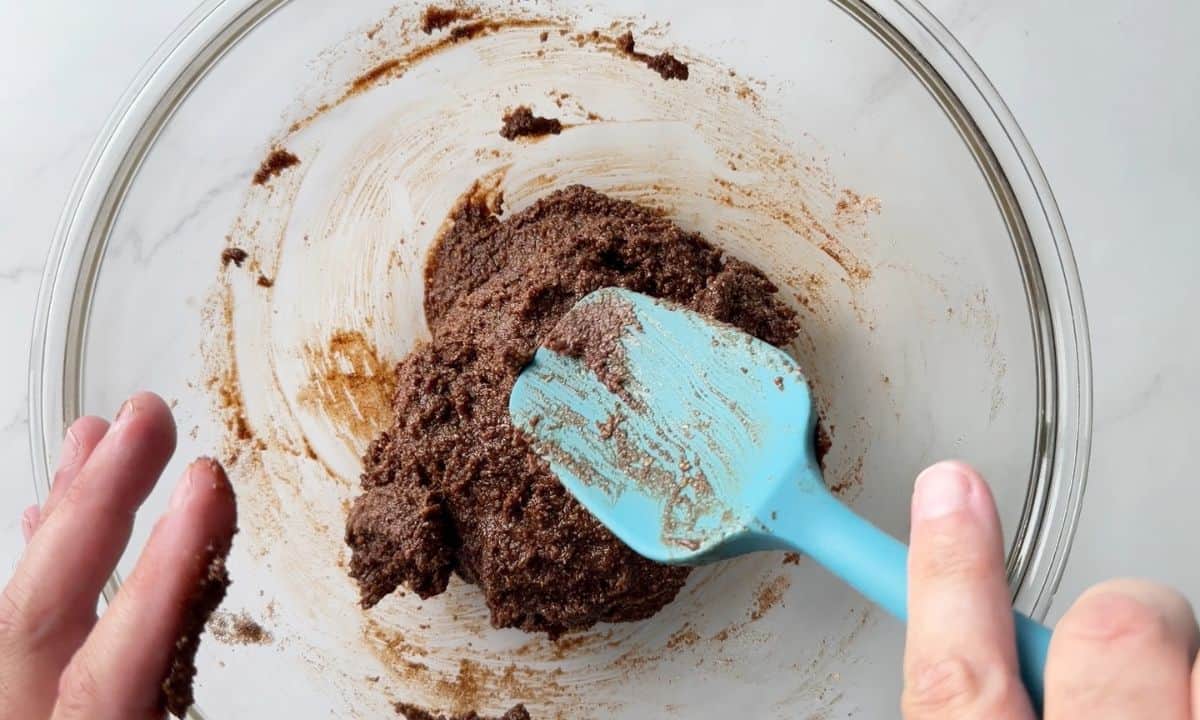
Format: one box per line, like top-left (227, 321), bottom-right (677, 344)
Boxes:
top-left (509, 288), bottom-right (817, 563)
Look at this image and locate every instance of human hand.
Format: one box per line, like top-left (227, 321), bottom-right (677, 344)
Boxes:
top-left (902, 460), bottom-right (1199, 719)
top-left (0, 392), bottom-right (237, 720)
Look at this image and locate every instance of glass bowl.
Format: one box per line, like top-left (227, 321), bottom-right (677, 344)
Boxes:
top-left (31, 1), bottom-right (1090, 717)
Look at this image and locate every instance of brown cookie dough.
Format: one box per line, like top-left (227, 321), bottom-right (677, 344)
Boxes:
top-left (541, 290), bottom-right (640, 396)
top-left (499, 106), bottom-right (563, 140)
top-left (615, 31), bottom-right (689, 81)
top-left (252, 148), bottom-right (300, 185)
top-left (161, 549), bottom-right (231, 718)
top-left (221, 247), bottom-right (249, 268)
top-left (346, 185), bottom-right (799, 637)
top-left (420, 5), bottom-right (476, 34)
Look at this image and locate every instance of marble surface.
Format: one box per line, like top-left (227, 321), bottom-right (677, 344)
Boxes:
top-left (1, 0), bottom-right (1196, 644)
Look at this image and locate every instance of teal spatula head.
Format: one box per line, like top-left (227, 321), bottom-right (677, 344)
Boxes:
top-left (509, 286), bottom-right (819, 564)
top-left (509, 287), bottom-right (1052, 712)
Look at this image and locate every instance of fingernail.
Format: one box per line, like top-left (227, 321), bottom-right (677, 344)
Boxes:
top-left (56, 426), bottom-right (81, 471)
top-left (169, 464), bottom-right (198, 512)
top-left (113, 397), bottom-right (137, 427)
top-left (913, 464), bottom-right (972, 520)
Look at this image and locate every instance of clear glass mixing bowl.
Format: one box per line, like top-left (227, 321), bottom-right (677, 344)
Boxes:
top-left (31, 1), bottom-right (1090, 717)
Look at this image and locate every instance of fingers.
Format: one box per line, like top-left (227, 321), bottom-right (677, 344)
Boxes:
top-left (37, 416), bottom-right (111, 531)
top-left (1193, 652), bottom-right (1200, 719)
top-left (20, 416), bottom-right (109, 545)
top-left (53, 459), bottom-right (237, 720)
top-left (902, 461), bottom-right (1033, 720)
top-left (0, 393), bottom-right (175, 703)
top-left (15, 393), bottom-right (175, 633)
top-left (0, 395), bottom-right (174, 718)
top-left (1046, 578), bottom-right (1198, 720)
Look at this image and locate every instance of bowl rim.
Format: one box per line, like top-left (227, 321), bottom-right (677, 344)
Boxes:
top-left (29, 0), bottom-right (1091, 653)
top-left (858, 0), bottom-right (1093, 618)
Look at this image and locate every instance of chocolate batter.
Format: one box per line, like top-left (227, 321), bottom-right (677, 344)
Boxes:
top-left (220, 247), bottom-right (249, 268)
top-left (161, 549), bottom-right (231, 718)
top-left (346, 185), bottom-right (798, 637)
top-left (252, 148), bottom-right (300, 185)
top-left (421, 5), bottom-right (476, 34)
top-left (499, 106), bottom-right (563, 140)
top-left (541, 292), bottom-right (640, 396)
top-left (615, 32), bottom-right (689, 81)
top-left (395, 703), bottom-right (531, 720)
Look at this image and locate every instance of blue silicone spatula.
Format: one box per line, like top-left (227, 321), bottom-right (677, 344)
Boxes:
top-left (509, 287), bottom-right (1052, 711)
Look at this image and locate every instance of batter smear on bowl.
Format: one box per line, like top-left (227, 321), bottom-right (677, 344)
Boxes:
top-left (395, 702), bottom-right (531, 720)
top-left (346, 185), bottom-right (799, 636)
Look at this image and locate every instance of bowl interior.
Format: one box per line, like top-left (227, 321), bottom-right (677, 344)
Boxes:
top-left (43, 0), bottom-right (1061, 717)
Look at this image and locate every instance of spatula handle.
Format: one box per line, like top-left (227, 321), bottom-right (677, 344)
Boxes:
top-left (771, 491), bottom-right (1050, 712)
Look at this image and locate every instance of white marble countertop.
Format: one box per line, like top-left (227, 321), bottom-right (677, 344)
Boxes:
top-left (2, 0), bottom-right (1196, 644)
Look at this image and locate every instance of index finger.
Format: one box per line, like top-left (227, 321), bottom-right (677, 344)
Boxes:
top-left (902, 461), bottom-right (1032, 720)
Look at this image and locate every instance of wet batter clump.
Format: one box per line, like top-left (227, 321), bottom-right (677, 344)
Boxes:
top-left (252, 148), bottom-right (300, 185)
top-left (347, 185), bottom-right (798, 637)
top-left (421, 5), bottom-right (476, 34)
top-left (541, 292), bottom-right (640, 396)
top-left (499, 106), bottom-right (563, 140)
top-left (221, 247), bottom-right (249, 268)
top-left (616, 31), bottom-right (689, 81)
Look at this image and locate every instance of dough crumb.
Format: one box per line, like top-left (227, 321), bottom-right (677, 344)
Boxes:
top-left (615, 31), bottom-right (689, 81)
top-left (221, 247), bottom-right (248, 268)
top-left (252, 148), bottom-right (300, 185)
top-left (499, 106), bottom-right (563, 140)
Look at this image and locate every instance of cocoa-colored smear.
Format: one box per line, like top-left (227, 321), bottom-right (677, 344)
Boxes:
top-left (346, 185), bottom-right (798, 637)
top-left (343, 17), bottom-right (546, 100)
top-left (815, 423), bottom-right (833, 460)
top-left (616, 31), bottom-right (689, 81)
top-left (161, 547), bottom-right (232, 717)
top-left (221, 247), bottom-right (249, 268)
top-left (252, 148), bottom-right (300, 185)
top-left (421, 5), bottom-right (477, 34)
top-left (448, 20), bottom-right (493, 42)
top-left (208, 611), bottom-right (273, 645)
top-left (395, 703), bottom-right (530, 720)
top-left (205, 291), bottom-right (254, 458)
top-left (353, 59), bottom-right (402, 93)
top-left (749, 574), bottom-right (790, 621)
top-left (499, 106), bottom-right (563, 141)
top-left (297, 330), bottom-right (397, 449)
